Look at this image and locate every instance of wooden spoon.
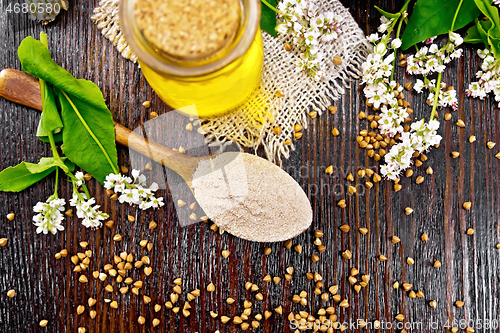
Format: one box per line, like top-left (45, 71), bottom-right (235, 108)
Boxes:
top-left (0, 68), bottom-right (313, 242)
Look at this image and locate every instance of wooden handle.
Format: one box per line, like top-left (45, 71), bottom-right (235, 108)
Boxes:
top-left (0, 68), bottom-right (199, 182)
top-left (0, 69), bottom-right (43, 111)
top-left (113, 124), bottom-right (198, 183)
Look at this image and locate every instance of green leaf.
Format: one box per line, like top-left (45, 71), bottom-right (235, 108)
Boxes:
top-left (374, 6), bottom-right (401, 19)
top-left (401, 0), bottom-right (481, 50)
top-left (37, 82), bottom-right (63, 141)
top-left (478, 18), bottom-right (500, 58)
top-left (25, 157), bottom-right (58, 174)
top-left (0, 157), bottom-right (74, 192)
top-left (62, 158), bottom-right (76, 172)
top-left (465, 19), bottom-right (491, 44)
top-left (0, 161), bottom-right (56, 192)
top-left (17, 37), bottom-right (119, 184)
top-left (479, 18), bottom-right (493, 38)
top-left (471, 0), bottom-right (500, 57)
top-left (38, 132), bottom-right (63, 143)
top-left (463, 16), bottom-right (500, 57)
top-left (474, 0), bottom-right (500, 29)
top-left (17, 37), bottom-right (113, 115)
top-left (465, 24), bottom-right (484, 44)
top-left (56, 88), bottom-right (118, 184)
top-left (36, 32), bottom-right (63, 143)
top-left (472, 1), bottom-right (500, 56)
top-left (488, 34), bottom-right (500, 58)
top-left (261, 0), bottom-right (278, 37)
top-left (26, 157), bottom-right (75, 174)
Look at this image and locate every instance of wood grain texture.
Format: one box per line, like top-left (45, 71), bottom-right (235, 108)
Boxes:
top-left (0, 1), bottom-right (499, 332)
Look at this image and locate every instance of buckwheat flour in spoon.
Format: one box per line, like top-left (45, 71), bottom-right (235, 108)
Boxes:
top-left (191, 152), bottom-right (312, 242)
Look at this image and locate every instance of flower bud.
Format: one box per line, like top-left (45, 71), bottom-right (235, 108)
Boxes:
top-left (375, 42), bottom-right (387, 55)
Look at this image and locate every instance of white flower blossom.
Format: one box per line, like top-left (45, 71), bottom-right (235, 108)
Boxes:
top-left (424, 81), bottom-right (458, 111)
top-left (428, 44), bottom-right (438, 54)
top-left (391, 38), bottom-right (402, 49)
top-left (406, 32), bottom-right (463, 76)
top-left (378, 105), bottom-right (409, 137)
top-left (381, 120), bottom-right (442, 180)
top-left (477, 49), bottom-right (489, 59)
top-left (75, 171), bottom-right (85, 187)
top-left (424, 36), bottom-right (437, 44)
top-left (104, 171), bottom-right (164, 210)
top-left (276, 22), bottom-right (288, 34)
top-left (377, 16), bottom-right (396, 33)
top-left (449, 32), bottom-right (463, 46)
top-left (367, 33), bottom-right (379, 43)
top-left (275, 0), bottom-right (342, 80)
top-left (414, 79), bottom-right (424, 93)
top-left (466, 49), bottom-right (500, 106)
top-left (364, 83), bottom-right (390, 109)
top-left (362, 31), bottom-right (409, 139)
top-left (375, 42), bottom-right (387, 55)
top-left (69, 192), bottom-right (108, 229)
top-left (33, 196), bottom-right (66, 234)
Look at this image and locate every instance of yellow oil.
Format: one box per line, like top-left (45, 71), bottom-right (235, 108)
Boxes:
top-left (140, 31), bottom-right (264, 118)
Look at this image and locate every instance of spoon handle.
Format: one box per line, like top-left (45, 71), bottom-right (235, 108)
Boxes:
top-left (113, 122), bottom-right (198, 183)
top-left (0, 68), bottom-right (198, 181)
top-left (0, 68), bottom-right (42, 110)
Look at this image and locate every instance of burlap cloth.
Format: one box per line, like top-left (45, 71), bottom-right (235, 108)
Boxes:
top-left (91, 0), bottom-right (370, 163)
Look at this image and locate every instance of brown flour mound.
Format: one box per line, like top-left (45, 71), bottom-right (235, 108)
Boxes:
top-left (134, 0), bottom-right (240, 60)
top-left (192, 152), bottom-right (312, 242)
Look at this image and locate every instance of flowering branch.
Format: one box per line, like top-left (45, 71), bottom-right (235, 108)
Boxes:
top-left (274, 0), bottom-right (342, 80)
top-left (104, 171), bottom-right (164, 210)
top-left (33, 194), bottom-right (65, 235)
top-left (32, 135), bottom-right (66, 235)
top-left (466, 50), bottom-right (500, 105)
top-left (70, 175), bottom-right (109, 229)
top-left (360, 3), bottom-right (467, 181)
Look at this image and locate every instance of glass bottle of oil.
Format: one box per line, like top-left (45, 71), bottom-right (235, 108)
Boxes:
top-left (120, 0), bottom-right (263, 118)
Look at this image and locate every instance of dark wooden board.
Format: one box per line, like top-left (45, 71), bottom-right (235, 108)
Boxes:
top-left (0, 1), bottom-right (499, 332)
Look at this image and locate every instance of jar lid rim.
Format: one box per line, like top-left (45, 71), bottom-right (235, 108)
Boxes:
top-left (120, 0), bottom-right (261, 77)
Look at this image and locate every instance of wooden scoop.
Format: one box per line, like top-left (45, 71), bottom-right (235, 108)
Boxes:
top-left (0, 68), bottom-right (200, 188)
top-left (0, 68), bottom-right (313, 242)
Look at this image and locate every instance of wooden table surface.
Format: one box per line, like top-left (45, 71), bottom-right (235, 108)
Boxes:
top-left (1, 1), bottom-right (499, 332)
